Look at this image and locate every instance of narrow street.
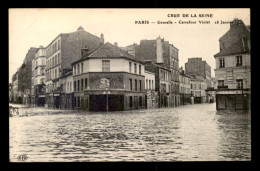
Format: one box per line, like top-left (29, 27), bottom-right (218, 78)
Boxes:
top-left (9, 103), bottom-right (251, 161)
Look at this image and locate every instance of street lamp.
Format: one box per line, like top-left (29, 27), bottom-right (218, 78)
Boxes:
top-left (105, 87), bottom-right (108, 113)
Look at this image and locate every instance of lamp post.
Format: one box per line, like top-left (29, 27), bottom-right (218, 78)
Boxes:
top-left (105, 87), bottom-right (108, 113)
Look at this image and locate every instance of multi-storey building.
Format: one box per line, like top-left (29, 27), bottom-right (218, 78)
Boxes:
top-left (189, 75), bottom-right (207, 104)
top-left (179, 67), bottom-right (191, 105)
top-left (144, 70), bottom-right (158, 108)
top-left (126, 36), bottom-right (180, 107)
top-left (185, 57), bottom-right (212, 88)
top-left (214, 18), bottom-right (250, 110)
top-left (11, 71), bottom-right (19, 103)
top-left (144, 61), bottom-right (178, 107)
top-left (45, 26), bottom-right (104, 108)
top-left (71, 42), bottom-right (146, 111)
top-left (60, 70), bottom-right (74, 110)
top-left (31, 46), bottom-right (46, 106)
top-left (18, 47), bottom-right (39, 105)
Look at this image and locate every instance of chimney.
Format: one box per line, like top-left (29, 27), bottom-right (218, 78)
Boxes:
top-left (114, 42), bottom-right (118, 47)
top-left (77, 26), bottom-right (84, 31)
top-left (100, 33), bottom-right (104, 44)
top-left (230, 18), bottom-right (244, 31)
top-left (156, 37), bottom-right (163, 63)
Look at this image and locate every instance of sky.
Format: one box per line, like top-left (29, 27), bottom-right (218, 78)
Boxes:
top-left (9, 8), bottom-right (250, 83)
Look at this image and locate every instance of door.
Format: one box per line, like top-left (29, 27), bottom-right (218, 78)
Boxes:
top-left (225, 95), bottom-right (235, 110)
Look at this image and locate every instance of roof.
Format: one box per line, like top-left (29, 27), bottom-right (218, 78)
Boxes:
top-left (87, 42), bottom-right (144, 63)
top-left (214, 36), bottom-right (250, 57)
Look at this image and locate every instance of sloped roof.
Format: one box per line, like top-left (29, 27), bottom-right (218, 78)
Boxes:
top-left (88, 42), bottom-right (144, 63)
top-left (214, 36), bottom-right (250, 57)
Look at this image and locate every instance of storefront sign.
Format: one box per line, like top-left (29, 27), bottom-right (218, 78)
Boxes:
top-left (217, 90), bottom-right (242, 94)
top-left (226, 70), bottom-right (233, 82)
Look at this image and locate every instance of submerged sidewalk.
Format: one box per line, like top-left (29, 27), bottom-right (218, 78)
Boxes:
top-left (9, 103), bottom-right (76, 117)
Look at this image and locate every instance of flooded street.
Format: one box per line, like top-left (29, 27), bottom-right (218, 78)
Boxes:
top-left (9, 103), bottom-right (251, 162)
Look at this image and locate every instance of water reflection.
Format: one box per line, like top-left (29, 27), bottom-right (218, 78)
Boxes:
top-left (9, 103), bottom-right (251, 162)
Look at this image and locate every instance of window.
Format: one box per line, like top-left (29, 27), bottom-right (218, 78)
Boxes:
top-left (102, 60), bottom-right (110, 72)
top-left (129, 96), bottom-right (133, 107)
top-left (139, 65), bottom-right (141, 75)
top-left (139, 96), bottom-right (142, 107)
top-left (129, 62), bottom-right (132, 73)
top-left (219, 58), bottom-right (225, 68)
top-left (149, 80), bottom-right (151, 90)
top-left (74, 81), bottom-right (76, 92)
top-left (236, 79), bottom-right (243, 89)
top-left (55, 55), bottom-right (57, 65)
top-left (78, 64), bottom-right (80, 74)
top-left (218, 80), bottom-right (224, 87)
top-left (81, 63), bottom-right (84, 73)
top-left (73, 65), bottom-right (76, 75)
top-left (57, 53), bottom-right (60, 64)
top-left (55, 69), bottom-right (57, 78)
top-left (134, 63), bottom-right (137, 74)
top-left (146, 79), bottom-right (148, 89)
top-left (85, 78), bottom-right (88, 89)
top-left (129, 79), bottom-right (132, 91)
top-left (236, 56), bottom-right (242, 67)
top-left (77, 80), bottom-right (80, 91)
top-left (81, 79), bottom-right (83, 91)
top-left (152, 80), bottom-right (154, 90)
top-left (139, 80), bottom-right (142, 91)
top-left (58, 40), bottom-right (60, 49)
top-left (135, 79), bottom-right (137, 91)
top-left (70, 82), bottom-right (72, 92)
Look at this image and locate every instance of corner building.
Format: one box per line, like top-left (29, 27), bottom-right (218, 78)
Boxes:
top-left (45, 26), bottom-right (104, 108)
top-left (72, 42), bottom-right (146, 111)
top-left (214, 19), bottom-right (250, 110)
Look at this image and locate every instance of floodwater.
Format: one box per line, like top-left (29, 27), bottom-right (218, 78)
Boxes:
top-left (9, 103), bottom-right (251, 162)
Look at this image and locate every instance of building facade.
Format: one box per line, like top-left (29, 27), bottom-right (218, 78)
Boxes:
top-left (31, 46), bottom-right (46, 106)
top-left (18, 47), bottom-right (39, 105)
top-left (214, 19), bottom-right (250, 110)
top-left (144, 70), bottom-right (159, 108)
top-left (60, 70), bottom-right (74, 110)
top-left (72, 42), bottom-right (146, 111)
top-left (185, 57), bottom-right (212, 88)
top-left (45, 26), bottom-right (104, 109)
top-left (189, 75), bottom-right (207, 104)
top-left (127, 36), bottom-right (180, 107)
top-left (144, 61), bottom-right (177, 108)
top-left (179, 67), bottom-right (191, 105)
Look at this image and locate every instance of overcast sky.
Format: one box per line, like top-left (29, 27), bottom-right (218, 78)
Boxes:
top-left (9, 8), bottom-right (250, 83)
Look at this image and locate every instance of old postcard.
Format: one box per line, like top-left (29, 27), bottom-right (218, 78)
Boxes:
top-left (9, 8), bottom-right (250, 162)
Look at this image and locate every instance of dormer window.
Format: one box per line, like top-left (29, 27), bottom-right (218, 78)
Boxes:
top-left (219, 58), bottom-right (225, 68)
top-left (236, 56), bottom-right (242, 67)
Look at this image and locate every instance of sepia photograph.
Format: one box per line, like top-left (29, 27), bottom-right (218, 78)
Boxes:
top-left (9, 8), bottom-right (251, 162)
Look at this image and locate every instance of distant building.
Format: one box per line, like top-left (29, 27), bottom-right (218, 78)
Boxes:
top-left (60, 70), bottom-right (74, 110)
top-left (119, 43), bottom-right (138, 56)
top-left (18, 47), bottom-right (39, 105)
top-left (11, 72), bottom-right (19, 103)
top-left (144, 61), bottom-right (179, 107)
top-left (188, 75), bottom-right (207, 104)
top-left (185, 57), bottom-right (212, 88)
top-left (72, 42), bottom-right (146, 111)
top-left (179, 67), bottom-right (191, 105)
top-left (31, 46), bottom-right (46, 106)
top-left (124, 36), bottom-right (180, 107)
top-left (214, 18), bottom-right (250, 110)
top-left (144, 70), bottom-right (159, 108)
top-left (45, 26), bottom-right (104, 109)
